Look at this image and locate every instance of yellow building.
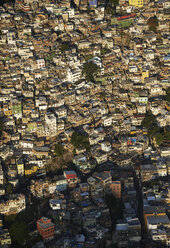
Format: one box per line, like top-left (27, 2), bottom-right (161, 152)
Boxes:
top-left (3, 103), bottom-right (12, 117)
top-left (143, 128), bottom-right (147, 135)
top-left (25, 165), bottom-right (38, 176)
top-left (129, 0), bottom-right (143, 7)
top-left (4, 109), bottom-right (12, 116)
top-left (142, 70), bottom-right (149, 83)
top-left (165, 102), bottom-right (170, 111)
top-left (130, 130), bottom-right (137, 135)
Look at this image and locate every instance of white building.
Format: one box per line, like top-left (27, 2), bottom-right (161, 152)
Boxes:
top-left (156, 163), bottom-right (167, 177)
top-left (0, 194), bottom-right (26, 215)
top-left (102, 115), bottom-right (112, 127)
top-left (67, 68), bottom-right (81, 82)
top-left (129, 65), bottom-right (138, 73)
top-left (36, 59), bottom-right (45, 69)
top-left (19, 140), bottom-right (34, 149)
top-left (45, 112), bottom-right (57, 137)
top-left (101, 141), bottom-right (112, 152)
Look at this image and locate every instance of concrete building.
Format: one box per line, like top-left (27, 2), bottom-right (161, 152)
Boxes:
top-left (37, 217), bottom-right (55, 241)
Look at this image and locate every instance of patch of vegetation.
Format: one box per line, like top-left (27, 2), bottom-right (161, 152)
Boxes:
top-left (60, 43), bottom-right (70, 52)
top-left (4, 206), bottom-right (39, 247)
top-left (71, 131), bottom-right (90, 150)
top-left (82, 61), bottom-right (100, 82)
top-left (109, 0), bottom-right (119, 6)
top-left (4, 214), bottom-right (17, 227)
top-left (147, 16), bottom-right (159, 32)
top-left (141, 111), bottom-right (170, 146)
top-left (6, 183), bottom-right (14, 194)
top-left (165, 87), bottom-right (170, 103)
top-left (105, 6), bottom-right (115, 15)
top-left (45, 53), bottom-right (55, 62)
top-left (84, 54), bottom-right (93, 61)
top-left (47, 166), bottom-right (63, 178)
top-left (4, 187), bottom-right (43, 246)
top-left (154, 132), bottom-right (164, 146)
top-left (54, 143), bottom-right (65, 157)
top-left (141, 111), bottom-right (155, 129)
top-left (9, 221), bottom-right (29, 246)
top-left (1, 56), bottom-right (10, 61)
top-left (16, 207), bottom-right (36, 224)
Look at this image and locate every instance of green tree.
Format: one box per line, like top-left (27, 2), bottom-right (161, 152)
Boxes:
top-left (147, 16), bottom-right (159, 32)
top-left (142, 112), bottom-right (170, 147)
top-left (9, 221), bottom-right (29, 246)
top-left (71, 131), bottom-right (90, 150)
top-left (165, 87), bottom-right (170, 103)
top-left (4, 214), bottom-right (17, 227)
top-left (82, 61), bottom-right (100, 82)
top-left (6, 183), bottom-right (14, 194)
top-left (60, 43), bottom-right (70, 52)
top-left (164, 131), bottom-right (170, 140)
top-left (109, 0), bottom-right (119, 6)
top-left (45, 53), bottom-right (55, 62)
top-left (155, 133), bottom-right (164, 146)
top-left (16, 208), bottom-right (34, 223)
top-left (148, 125), bottom-right (160, 138)
top-left (84, 54), bottom-right (93, 61)
top-left (141, 111), bottom-right (155, 129)
top-left (54, 144), bottom-right (65, 157)
top-left (105, 6), bottom-right (115, 15)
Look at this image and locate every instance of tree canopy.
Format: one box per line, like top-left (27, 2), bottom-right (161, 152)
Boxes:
top-left (147, 16), bottom-right (159, 32)
top-left (141, 111), bottom-right (170, 146)
top-left (71, 131), bottom-right (90, 150)
top-left (165, 87), bottom-right (170, 103)
top-left (6, 183), bottom-right (14, 194)
top-left (109, 0), bottom-right (119, 6)
top-left (16, 207), bottom-right (35, 224)
top-left (141, 111), bottom-right (155, 129)
top-left (82, 61), bottom-right (100, 82)
top-left (54, 143), bottom-right (65, 157)
top-left (60, 43), bottom-right (70, 52)
top-left (142, 112), bottom-right (160, 141)
top-left (154, 133), bottom-right (164, 146)
top-left (9, 221), bottom-right (29, 246)
top-left (45, 53), bottom-right (55, 62)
